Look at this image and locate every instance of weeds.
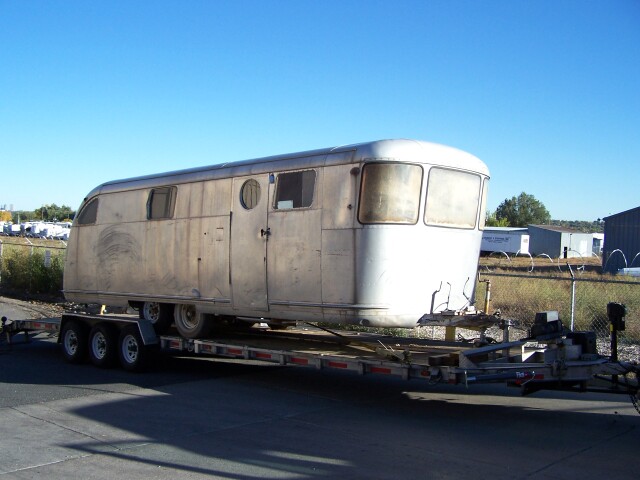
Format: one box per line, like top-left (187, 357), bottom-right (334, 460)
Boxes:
top-left (0, 243), bottom-right (64, 295)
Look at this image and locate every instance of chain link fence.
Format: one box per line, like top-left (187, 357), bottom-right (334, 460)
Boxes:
top-left (475, 271), bottom-right (640, 359)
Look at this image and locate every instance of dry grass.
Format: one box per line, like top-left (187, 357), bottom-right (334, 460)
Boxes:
top-left (475, 270), bottom-right (640, 342)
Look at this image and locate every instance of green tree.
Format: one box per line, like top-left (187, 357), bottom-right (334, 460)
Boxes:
top-left (495, 192), bottom-right (550, 227)
top-left (12, 204), bottom-right (75, 223)
top-left (485, 211), bottom-right (510, 227)
top-left (37, 203), bottom-right (75, 221)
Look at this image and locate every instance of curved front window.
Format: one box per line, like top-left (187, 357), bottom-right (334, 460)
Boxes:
top-left (424, 168), bottom-right (481, 229)
top-left (358, 163), bottom-right (423, 224)
top-left (76, 198), bottom-right (99, 225)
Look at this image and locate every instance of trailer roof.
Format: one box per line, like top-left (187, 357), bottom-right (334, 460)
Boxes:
top-left (82, 139), bottom-right (489, 201)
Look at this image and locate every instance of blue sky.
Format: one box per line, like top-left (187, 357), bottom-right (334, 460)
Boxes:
top-left (1, 0), bottom-right (638, 221)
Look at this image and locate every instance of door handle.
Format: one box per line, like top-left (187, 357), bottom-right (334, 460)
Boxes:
top-left (260, 227), bottom-right (271, 237)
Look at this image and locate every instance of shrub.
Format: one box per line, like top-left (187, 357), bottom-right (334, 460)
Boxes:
top-left (0, 246), bottom-right (64, 295)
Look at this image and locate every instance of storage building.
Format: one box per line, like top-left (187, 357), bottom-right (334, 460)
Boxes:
top-left (602, 206), bottom-right (640, 274)
top-left (481, 227), bottom-right (530, 255)
top-left (528, 225), bottom-right (593, 259)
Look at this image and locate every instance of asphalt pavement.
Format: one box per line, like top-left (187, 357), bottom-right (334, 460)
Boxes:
top-left (1, 299), bottom-right (639, 479)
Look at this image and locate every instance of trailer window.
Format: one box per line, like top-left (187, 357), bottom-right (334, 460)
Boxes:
top-left (240, 179), bottom-right (261, 210)
top-left (76, 198), bottom-right (98, 225)
top-left (358, 163), bottom-right (422, 224)
top-left (424, 168), bottom-right (480, 229)
top-left (274, 170), bottom-right (316, 209)
top-left (479, 178), bottom-right (489, 230)
top-left (147, 186), bottom-right (177, 220)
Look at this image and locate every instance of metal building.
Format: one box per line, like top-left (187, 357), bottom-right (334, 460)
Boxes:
top-left (528, 225), bottom-right (593, 259)
top-left (602, 206), bottom-right (640, 274)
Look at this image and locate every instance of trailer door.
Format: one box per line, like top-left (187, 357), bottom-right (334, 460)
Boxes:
top-left (267, 169), bottom-right (322, 307)
top-left (230, 176), bottom-right (269, 311)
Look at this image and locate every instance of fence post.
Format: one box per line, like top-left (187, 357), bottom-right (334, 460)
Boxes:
top-left (567, 263), bottom-right (576, 330)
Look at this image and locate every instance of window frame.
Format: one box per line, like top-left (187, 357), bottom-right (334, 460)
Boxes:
top-left (147, 186), bottom-right (177, 220)
top-left (272, 169), bottom-right (317, 210)
top-left (423, 167), bottom-right (482, 230)
top-left (357, 162), bottom-right (424, 225)
top-left (240, 179), bottom-right (261, 210)
top-left (76, 197), bottom-right (99, 225)
top-left (478, 178), bottom-right (489, 231)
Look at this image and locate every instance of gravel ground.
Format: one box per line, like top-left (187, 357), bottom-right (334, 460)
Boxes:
top-left (0, 292), bottom-right (67, 319)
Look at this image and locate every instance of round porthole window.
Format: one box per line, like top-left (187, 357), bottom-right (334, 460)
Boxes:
top-left (240, 179), bottom-right (261, 209)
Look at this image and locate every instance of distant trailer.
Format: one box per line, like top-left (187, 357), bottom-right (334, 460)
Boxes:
top-left (481, 227), bottom-right (529, 255)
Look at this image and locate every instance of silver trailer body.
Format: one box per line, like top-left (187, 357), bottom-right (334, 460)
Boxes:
top-left (63, 139), bottom-right (490, 331)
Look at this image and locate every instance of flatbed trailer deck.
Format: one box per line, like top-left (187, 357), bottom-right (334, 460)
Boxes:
top-left (2, 312), bottom-right (639, 412)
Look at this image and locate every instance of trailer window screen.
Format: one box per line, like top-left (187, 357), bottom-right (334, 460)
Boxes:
top-left (358, 163), bottom-right (422, 224)
top-left (76, 198), bottom-right (98, 225)
top-left (424, 168), bottom-right (480, 229)
top-left (274, 170), bottom-right (316, 209)
top-left (147, 186), bottom-right (177, 220)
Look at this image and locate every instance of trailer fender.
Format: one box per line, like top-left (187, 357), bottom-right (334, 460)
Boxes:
top-left (137, 319), bottom-right (159, 346)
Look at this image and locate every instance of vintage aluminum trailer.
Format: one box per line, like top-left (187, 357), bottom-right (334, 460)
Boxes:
top-left (1, 308), bottom-right (638, 414)
top-left (63, 139), bottom-right (490, 338)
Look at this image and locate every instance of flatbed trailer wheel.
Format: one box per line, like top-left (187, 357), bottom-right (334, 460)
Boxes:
top-left (88, 323), bottom-right (118, 368)
top-left (61, 320), bottom-right (88, 364)
top-left (139, 302), bottom-right (173, 334)
top-left (118, 325), bottom-right (149, 372)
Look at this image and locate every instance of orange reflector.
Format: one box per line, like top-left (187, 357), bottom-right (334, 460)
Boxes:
top-left (370, 367), bottom-right (392, 375)
top-left (328, 361), bottom-right (348, 369)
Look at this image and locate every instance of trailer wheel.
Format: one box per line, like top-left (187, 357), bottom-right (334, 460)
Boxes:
top-left (139, 302), bottom-right (173, 334)
top-left (88, 324), bottom-right (118, 368)
top-left (118, 325), bottom-right (149, 372)
top-left (61, 320), bottom-right (88, 364)
top-left (174, 304), bottom-right (212, 339)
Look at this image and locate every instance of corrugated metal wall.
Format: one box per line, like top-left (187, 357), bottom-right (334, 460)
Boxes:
top-left (603, 206), bottom-right (640, 273)
top-left (528, 225), bottom-right (561, 256)
top-left (528, 225), bottom-right (592, 258)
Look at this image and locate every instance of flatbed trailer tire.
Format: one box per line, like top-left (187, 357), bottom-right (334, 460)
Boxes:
top-left (60, 320), bottom-right (89, 364)
top-left (118, 324), bottom-right (150, 372)
top-left (88, 323), bottom-right (118, 368)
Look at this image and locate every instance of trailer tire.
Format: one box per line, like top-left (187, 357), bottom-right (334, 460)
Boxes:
top-left (174, 304), bottom-right (212, 339)
top-left (88, 323), bottom-right (118, 368)
top-left (61, 320), bottom-right (89, 364)
top-left (118, 325), bottom-right (150, 372)
top-left (139, 302), bottom-right (173, 334)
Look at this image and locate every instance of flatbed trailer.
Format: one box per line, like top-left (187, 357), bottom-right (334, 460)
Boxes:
top-left (2, 312), bottom-right (639, 413)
